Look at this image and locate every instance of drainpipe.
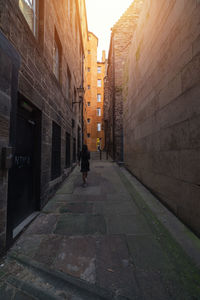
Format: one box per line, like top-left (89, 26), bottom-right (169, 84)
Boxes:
top-left (112, 32), bottom-right (116, 161)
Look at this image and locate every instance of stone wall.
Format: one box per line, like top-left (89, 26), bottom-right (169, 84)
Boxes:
top-left (0, 31), bottom-right (20, 255)
top-left (0, 0), bottom-right (87, 251)
top-left (105, 0), bottom-right (143, 161)
top-left (124, 0), bottom-right (200, 235)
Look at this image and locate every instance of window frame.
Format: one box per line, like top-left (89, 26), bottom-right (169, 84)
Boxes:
top-left (19, 0), bottom-right (39, 37)
top-left (53, 28), bottom-right (62, 83)
top-left (97, 108), bottom-right (101, 116)
top-left (97, 123), bottom-right (101, 132)
top-left (97, 94), bottom-right (101, 102)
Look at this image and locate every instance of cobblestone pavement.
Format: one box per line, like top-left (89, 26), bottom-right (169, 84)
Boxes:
top-left (0, 153), bottom-right (200, 299)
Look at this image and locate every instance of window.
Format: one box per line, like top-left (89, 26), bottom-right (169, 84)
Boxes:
top-left (97, 123), bottom-right (101, 131)
top-left (88, 35), bottom-right (91, 40)
top-left (65, 132), bottom-right (71, 168)
top-left (97, 108), bottom-right (101, 116)
top-left (73, 138), bottom-right (76, 163)
top-left (97, 94), bottom-right (101, 102)
top-left (97, 79), bottom-right (101, 87)
top-left (51, 122), bottom-right (61, 180)
top-left (88, 50), bottom-right (91, 54)
top-left (53, 29), bottom-right (62, 83)
top-left (97, 66), bottom-right (101, 73)
top-left (87, 118), bottom-right (91, 123)
top-left (88, 67), bottom-right (90, 72)
top-left (88, 102), bottom-right (91, 106)
top-left (19, 0), bottom-right (38, 37)
top-left (88, 85), bottom-right (91, 90)
top-left (87, 133), bottom-right (91, 138)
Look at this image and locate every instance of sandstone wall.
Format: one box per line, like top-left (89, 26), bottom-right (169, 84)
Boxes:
top-left (0, 0), bottom-right (86, 251)
top-left (124, 0), bottom-right (200, 235)
top-left (0, 0), bottom-right (84, 206)
top-left (0, 31), bottom-right (20, 254)
top-left (105, 0), bottom-right (144, 161)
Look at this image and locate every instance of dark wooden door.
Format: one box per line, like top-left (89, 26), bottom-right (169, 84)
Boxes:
top-left (7, 98), bottom-right (41, 242)
top-left (10, 113), bottom-right (35, 227)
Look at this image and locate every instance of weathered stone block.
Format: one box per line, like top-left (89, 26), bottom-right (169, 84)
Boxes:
top-left (160, 121), bottom-right (190, 151)
top-left (192, 33), bottom-right (200, 57)
top-left (180, 150), bottom-right (200, 184)
top-left (189, 115), bottom-right (200, 148)
top-left (181, 54), bottom-right (200, 93)
top-left (158, 74), bottom-right (182, 110)
top-left (152, 151), bottom-right (180, 179)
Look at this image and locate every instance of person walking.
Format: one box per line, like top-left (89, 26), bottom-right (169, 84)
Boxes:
top-left (78, 144), bottom-right (90, 187)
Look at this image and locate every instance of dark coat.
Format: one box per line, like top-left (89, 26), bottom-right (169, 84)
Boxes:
top-left (79, 150), bottom-right (90, 172)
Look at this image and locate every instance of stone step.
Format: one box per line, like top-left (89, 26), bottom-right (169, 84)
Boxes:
top-left (7, 253), bottom-right (128, 300)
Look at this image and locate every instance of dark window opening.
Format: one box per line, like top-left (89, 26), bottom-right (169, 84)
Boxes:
top-left (65, 132), bottom-right (71, 168)
top-left (51, 121), bottom-right (61, 180)
top-left (53, 28), bottom-right (62, 84)
top-left (73, 138), bottom-right (76, 163)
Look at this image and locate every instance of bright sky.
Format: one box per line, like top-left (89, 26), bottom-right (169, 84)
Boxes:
top-left (85, 0), bottom-right (133, 60)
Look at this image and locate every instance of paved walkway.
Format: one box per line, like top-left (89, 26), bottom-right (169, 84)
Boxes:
top-left (1, 153), bottom-right (200, 299)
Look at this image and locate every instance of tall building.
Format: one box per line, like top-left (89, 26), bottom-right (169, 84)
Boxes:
top-left (104, 0), bottom-right (143, 161)
top-left (0, 0), bottom-right (88, 254)
top-left (84, 32), bottom-right (105, 151)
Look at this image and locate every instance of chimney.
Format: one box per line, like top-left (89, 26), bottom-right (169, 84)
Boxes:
top-left (102, 50), bottom-right (106, 62)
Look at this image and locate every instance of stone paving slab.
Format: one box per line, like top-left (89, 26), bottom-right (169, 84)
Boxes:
top-left (106, 214), bottom-right (152, 235)
top-left (96, 235), bottom-right (139, 299)
top-left (1, 159), bottom-right (200, 299)
top-left (23, 214), bottom-right (58, 235)
top-left (52, 236), bottom-right (96, 283)
top-left (94, 201), bottom-right (140, 216)
top-left (74, 185), bottom-right (102, 196)
top-left (11, 235), bottom-right (43, 259)
top-left (59, 202), bottom-right (94, 214)
top-left (54, 214), bottom-right (106, 235)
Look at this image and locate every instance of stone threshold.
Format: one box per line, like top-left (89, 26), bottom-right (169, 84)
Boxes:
top-left (13, 212), bottom-right (40, 239)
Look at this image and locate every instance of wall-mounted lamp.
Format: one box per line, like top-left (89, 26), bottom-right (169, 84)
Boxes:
top-left (72, 87), bottom-right (85, 105)
top-left (77, 87), bottom-right (85, 98)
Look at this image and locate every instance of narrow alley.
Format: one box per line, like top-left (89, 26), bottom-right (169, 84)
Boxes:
top-left (0, 0), bottom-right (200, 299)
top-left (0, 154), bottom-right (200, 300)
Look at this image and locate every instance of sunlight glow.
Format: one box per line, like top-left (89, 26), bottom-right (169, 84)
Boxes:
top-left (85, 0), bottom-right (134, 60)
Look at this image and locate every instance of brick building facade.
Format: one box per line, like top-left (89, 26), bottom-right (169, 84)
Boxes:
top-left (84, 32), bottom-right (105, 151)
top-left (104, 0), bottom-right (143, 161)
top-left (124, 0), bottom-right (200, 236)
top-left (0, 0), bottom-right (87, 254)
